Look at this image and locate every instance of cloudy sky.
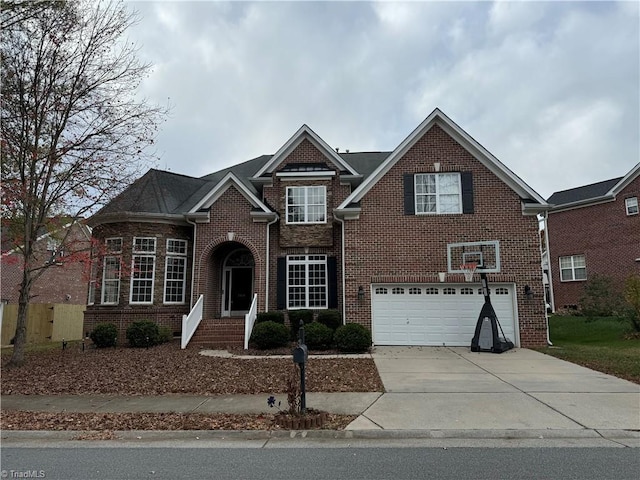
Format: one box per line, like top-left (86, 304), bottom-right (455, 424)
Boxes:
top-left (127, 0), bottom-right (639, 200)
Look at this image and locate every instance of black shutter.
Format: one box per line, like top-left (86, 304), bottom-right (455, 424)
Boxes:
top-left (276, 257), bottom-right (286, 310)
top-left (461, 171), bottom-right (474, 214)
top-left (327, 257), bottom-right (338, 309)
top-left (403, 174), bottom-right (415, 214)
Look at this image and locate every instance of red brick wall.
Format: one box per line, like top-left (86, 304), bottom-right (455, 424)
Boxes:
top-left (547, 176), bottom-right (640, 309)
top-left (342, 124), bottom-right (547, 347)
top-left (1, 223), bottom-right (90, 305)
top-left (262, 138), bottom-right (350, 312)
top-left (84, 222), bottom-right (193, 339)
top-left (193, 186), bottom-right (267, 318)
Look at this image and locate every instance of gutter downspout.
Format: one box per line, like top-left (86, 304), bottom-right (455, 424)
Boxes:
top-left (333, 213), bottom-right (347, 325)
top-left (543, 211), bottom-right (553, 346)
top-left (186, 218), bottom-right (198, 309)
top-left (264, 214), bottom-right (279, 312)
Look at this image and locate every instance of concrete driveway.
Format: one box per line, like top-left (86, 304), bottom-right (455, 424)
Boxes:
top-left (348, 347), bottom-right (640, 432)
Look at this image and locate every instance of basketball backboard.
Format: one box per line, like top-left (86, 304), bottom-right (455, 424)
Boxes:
top-left (447, 240), bottom-right (500, 273)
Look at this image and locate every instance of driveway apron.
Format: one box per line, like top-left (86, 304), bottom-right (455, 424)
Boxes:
top-left (347, 347), bottom-right (640, 431)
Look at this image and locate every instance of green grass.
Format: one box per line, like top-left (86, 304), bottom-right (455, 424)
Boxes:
top-left (536, 315), bottom-right (640, 384)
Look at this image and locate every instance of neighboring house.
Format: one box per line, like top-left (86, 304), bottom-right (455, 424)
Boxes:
top-left (85, 108), bottom-right (550, 348)
top-left (1, 220), bottom-right (92, 305)
top-left (1, 220), bottom-right (92, 344)
top-left (546, 163), bottom-right (640, 311)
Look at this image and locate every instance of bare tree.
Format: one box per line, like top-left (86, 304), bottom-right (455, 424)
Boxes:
top-left (1, 0), bottom-right (168, 366)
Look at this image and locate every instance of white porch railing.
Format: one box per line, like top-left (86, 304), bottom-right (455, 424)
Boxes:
top-left (181, 294), bottom-right (203, 349)
top-left (244, 294), bottom-right (258, 350)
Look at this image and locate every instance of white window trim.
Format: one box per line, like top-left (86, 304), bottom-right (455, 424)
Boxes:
top-left (286, 255), bottom-right (328, 309)
top-left (162, 238), bottom-right (188, 305)
top-left (166, 238), bottom-right (188, 255)
top-left (164, 257), bottom-right (187, 305)
top-left (101, 255), bottom-right (121, 305)
top-left (130, 255), bottom-right (156, 304)
top-left (625, 197), bottom-right (638, 216)
top-left (414, 173), bottom-right (462, 215)
top-left (559, 255), bottom-right (587, 282)
top-left (286, 186), bottom-right (327, 224)
top-left (105, 237), bottom-right (123, 253)
top-left (133, 236), bottom-right (156, 253)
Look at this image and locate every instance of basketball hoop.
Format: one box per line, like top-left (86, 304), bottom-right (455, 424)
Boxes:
top-left (460, 263), bottom-right (477, 282)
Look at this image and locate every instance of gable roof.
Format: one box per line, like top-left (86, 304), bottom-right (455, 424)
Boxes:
top-left (189, 172), bottom-right (272, 215)
top-left (547, 163), bottom-right (640, 211)
top-left (252, 124), bottom-right (359, 178)
top-left (337, 108), bottom-right (548, 212)
top-left (547, 178), bottom-right (622, 205)
top-left (90, 110), bottom-right (551, 224)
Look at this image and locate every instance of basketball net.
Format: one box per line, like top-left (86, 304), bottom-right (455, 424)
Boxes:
top-left (460, 263), bottom-right (477, 282)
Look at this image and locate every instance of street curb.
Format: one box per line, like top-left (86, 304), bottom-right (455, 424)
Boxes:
top-left (2, 428), bottom-right (639, 441)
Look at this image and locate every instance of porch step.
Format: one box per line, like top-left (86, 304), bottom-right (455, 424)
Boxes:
top-left (189, 318), bottom-right (245, 348)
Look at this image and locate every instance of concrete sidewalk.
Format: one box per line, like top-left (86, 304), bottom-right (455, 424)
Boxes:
top-left (1, 347), bottom-right (639, 444)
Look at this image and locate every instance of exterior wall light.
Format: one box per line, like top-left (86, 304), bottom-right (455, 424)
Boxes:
top-left (358, 286), bottom-right (365, 301)
top-left (524, 285), bottom-right (534, 300)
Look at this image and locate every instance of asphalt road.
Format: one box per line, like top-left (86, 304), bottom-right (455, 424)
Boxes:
top-left (2, 446), bottom-right (639, 480)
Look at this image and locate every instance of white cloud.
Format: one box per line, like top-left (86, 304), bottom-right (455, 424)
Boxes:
top-left (126, 1), bottom-right (639, 198)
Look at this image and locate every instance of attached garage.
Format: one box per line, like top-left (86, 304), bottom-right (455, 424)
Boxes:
top-left (371, 283), bottom-right (518, 347)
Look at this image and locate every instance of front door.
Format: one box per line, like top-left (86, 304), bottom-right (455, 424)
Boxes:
top-left (227, 267), bottom-right (253, 313)
top-left (222, 248), bottom-right (254, 317)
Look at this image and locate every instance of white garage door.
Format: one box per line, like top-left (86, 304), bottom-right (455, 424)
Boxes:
top-left (372, 283), bottom-right (517, 347)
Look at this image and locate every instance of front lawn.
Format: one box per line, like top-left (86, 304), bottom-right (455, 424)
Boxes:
top-left (536, 315), bottom-right (640, 384)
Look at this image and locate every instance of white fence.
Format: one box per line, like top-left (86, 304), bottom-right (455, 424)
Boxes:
top-left (181, 294), bottom-right (203, 349)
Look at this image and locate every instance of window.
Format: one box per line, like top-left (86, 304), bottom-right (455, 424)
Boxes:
top-left (87, 260), bottom-right (97, 305)
top-left (425, 287), bottom-right (439, 295)
top-left (443, 287), bottom-right (456, 295)
top-left (392, 287), bottom-right (405, 294)
top-left (626, 197), bottom-right (638, 216)
top-left (101, 238), bottom-right (122, 304)
top-left (408, 287), bottom-right (421, 294)
top-left (560, 255), bottom-right (586, 282)
top-left (286, 186), bottom-right (326, 224)
top-left (45, 238), bottom-right (64, 265)
top-left (415, 173), bottom-right (461, 214)
top-left (287, 255), bottom-right (327, 308)
top-left (375, 287), bottom-right (388, 294)
top-left (461, 287), bottom-right (474, 295)
top-left (130, 237), bottom-right (156, 304)
top-left (495, 288), bottom-right (509, 295)
top-left (102, 257), bottom-right (121, 304)
top-left (164, 239), bottom-right (187, 304)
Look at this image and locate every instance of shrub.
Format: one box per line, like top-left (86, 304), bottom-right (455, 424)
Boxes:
top-left (334, 323), bottom-right (371, 353)
top-left (579, 274), bottom-right (623, 319)
top-left (90, 323), bottom-right (118, 348)
top-left (289, 309), bottom-right (314, 339)
top-left (126, 320), bottom-right (160, 348)
top-left (256, 311), bottom-right (285, 324)
top-left (303, 322), bottom-right (334, 350)
top-left (622, 274), bottom-right (640, 332)
top-left (316, 309), bottom-right (342, 331)
top-left (157, 325), bottom-right (173, 344)
top-left (250, 321), bottom-right (290, 349)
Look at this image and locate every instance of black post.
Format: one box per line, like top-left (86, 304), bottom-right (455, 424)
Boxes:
top-left (299, 320), bottom-right (306, 414)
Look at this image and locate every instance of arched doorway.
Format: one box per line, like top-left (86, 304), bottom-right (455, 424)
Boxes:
top-left (221, 248), bottom-right (254, 317)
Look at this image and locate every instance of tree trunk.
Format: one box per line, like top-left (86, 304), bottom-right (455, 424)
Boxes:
top-left (7, 269), bottom-right (32, 367)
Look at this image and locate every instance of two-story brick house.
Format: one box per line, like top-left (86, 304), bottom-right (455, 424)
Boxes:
top-left (546, 163), bottom-right (640, 311)
top-left (84, 109), bottom-right (550, 348)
